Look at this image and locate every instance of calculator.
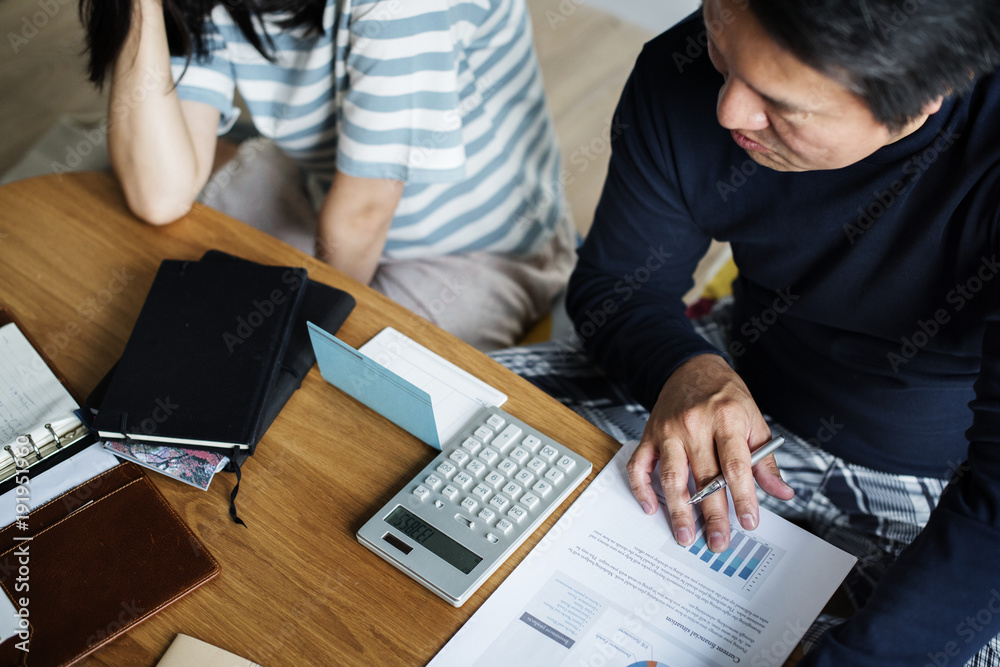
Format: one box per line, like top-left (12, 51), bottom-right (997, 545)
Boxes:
top-left (357, 407), bottom-right (593, 606)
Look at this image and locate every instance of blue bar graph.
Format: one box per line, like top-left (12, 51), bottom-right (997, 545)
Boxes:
top-left (688, 514), bottom-right (708, 556)
top-left (723, 537), bottom-right (756, 577)
top-left (739, 544), bottom-right (771, 580)
top-left (666, 509), bottom-right (786, 599)
top-left (711, 532), bottom-right (744, 572)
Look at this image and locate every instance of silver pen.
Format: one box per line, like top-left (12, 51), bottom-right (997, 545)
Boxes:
top-left (686, 435), bottom-right (786, 504)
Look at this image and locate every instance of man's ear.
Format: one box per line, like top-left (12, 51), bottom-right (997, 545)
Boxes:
top-left (922, 95), bottom-right (945, 115)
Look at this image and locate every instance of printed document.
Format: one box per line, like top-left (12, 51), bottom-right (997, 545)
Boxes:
top-left (430, 441), bottom-right (856, 666)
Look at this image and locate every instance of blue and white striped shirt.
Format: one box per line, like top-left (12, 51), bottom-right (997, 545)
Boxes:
top-left (171, 0), bottom-right (567, 258)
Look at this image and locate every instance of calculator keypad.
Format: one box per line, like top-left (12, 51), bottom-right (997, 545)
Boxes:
top-left (361, 406), bottom-right (594, 608)
top-left (408, 408), bottom-right (591, 550)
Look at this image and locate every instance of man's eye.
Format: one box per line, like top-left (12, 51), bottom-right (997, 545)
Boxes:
top-left (707, 40), bottom-right (725, 72)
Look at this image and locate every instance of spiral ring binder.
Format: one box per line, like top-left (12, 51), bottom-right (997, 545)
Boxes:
top-left (1, 418), bottom-right (91, 484)
top-left (0, 305), bottom-right (95, 493)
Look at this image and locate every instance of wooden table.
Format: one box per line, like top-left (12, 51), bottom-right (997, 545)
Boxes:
top-left (0, 172), bottom-right (622, 665)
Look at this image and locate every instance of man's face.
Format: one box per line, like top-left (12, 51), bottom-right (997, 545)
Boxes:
top-left (703, 0), bottom-right (933, 172)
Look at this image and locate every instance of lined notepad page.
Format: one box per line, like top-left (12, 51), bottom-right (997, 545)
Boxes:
top-left (0, 322), bottom-right (80, 449)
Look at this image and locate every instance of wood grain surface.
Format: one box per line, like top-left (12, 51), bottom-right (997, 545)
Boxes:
top-left (0, 172), bottom-right (622, 666)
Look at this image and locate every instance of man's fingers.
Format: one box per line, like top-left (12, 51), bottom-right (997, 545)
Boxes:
top-left (715, 427), bottom-right (760, 533)
top-left (753, 453), bottom-right (796, 501)
top-left (699, 485), bottom-right (732, 552)
top-left (658, 441), bottom-right (698, 545)
top-left (626, 439), bottom-right (661, 515)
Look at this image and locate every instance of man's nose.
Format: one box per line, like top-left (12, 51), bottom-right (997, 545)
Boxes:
top-left (717, 77), bottom-right (769, 131)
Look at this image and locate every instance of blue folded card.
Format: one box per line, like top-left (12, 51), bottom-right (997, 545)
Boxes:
top-left (307, 322), bottom-right (441, 448)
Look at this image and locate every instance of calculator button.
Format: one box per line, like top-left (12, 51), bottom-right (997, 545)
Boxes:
top-left (532, 480), bottom-right (553, 498)
top-left (449, 449), bottom-right (470, 466)
top-left (435, 461), bottom-right (457, 478)
top-left (441, 485), bottom-right (460, 501)
top-left (465, 459), bottom-right (487, 478)
top-left (496, 458), bottom-right (518, 477)
top-left (472, 484), bottom-right (492, 501)
top-left (521, 435), bottom-right (542, 453)
top-left (461, 437), bottom-right (482, 455)
top-left (412, 485), bottom-right (431, 500)
top-left (484, 471), bottom-right (506, 489)
top-left (538, 445), bottom-right (559, 463)
top-left (423, 474), bottom-right (443, 490)
top-left (526, 457), bottom-right (547, 474)
top-left (509, 446), bottom-right (530, 464)
top-left (501, 481), bottom-right (523, 500)
top-left (492, 425), bottom-right (522, 453)
top-left (544, 468), bottom-right (565, 485)
top-left (453, 471), bottom-right (474, 490)
top-left (495, 518), bottom-right (514, 534)
top-left (507, 505), bottom-right (528, 524)
top-left (519, 492), bottom-right (540, 511)
top-left (556, 456), bottom-right (576, 473)
top-left (489, 495), bottom-right (511, 512)
top-left (474, 425), bottom-right (495, 443)
top-left (478, 447), bottom-right (500, 465)
top-left (486, 414), bottom-right (506, 430)
top-left (478, 507), bottom-right (496, 524)
top-left (514, 469), bottom-right (535, 486)
top-left (460, 497), bottom-right (479, 513)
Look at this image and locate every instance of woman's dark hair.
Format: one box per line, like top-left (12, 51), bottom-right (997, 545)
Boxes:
top-left (747, 0), bottom-right (1000, 130)
top-left (80, 0), bottom-right (326, 86)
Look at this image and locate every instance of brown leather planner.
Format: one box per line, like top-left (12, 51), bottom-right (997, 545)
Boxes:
top-left (0, 462), bottom-right (220, 666)
top-left (0, 306), bottom-right (220, 666)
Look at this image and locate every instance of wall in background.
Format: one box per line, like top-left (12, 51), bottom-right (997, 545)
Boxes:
top-left (583, 0), bottom-right (700, 35)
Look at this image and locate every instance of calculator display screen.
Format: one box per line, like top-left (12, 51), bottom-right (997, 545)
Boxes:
top-left (385, 506), bottom-right (483, 575)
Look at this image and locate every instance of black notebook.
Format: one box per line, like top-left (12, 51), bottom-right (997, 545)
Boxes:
top-left (199, 250), bottom-right (356, 458)
top-left (93, 258), bottom-right (309, 450)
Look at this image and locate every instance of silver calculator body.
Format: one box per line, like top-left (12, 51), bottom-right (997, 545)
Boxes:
top-left (357, 406), bottom-right (593, 606)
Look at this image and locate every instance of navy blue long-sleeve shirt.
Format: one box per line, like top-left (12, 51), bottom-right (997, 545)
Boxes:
top-left (567, 13), bottom-right (1000, 665)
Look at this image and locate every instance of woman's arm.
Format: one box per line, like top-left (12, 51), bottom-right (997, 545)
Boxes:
top-left (106, 0), bottom-right (219, 225)
top-left (316, 171), bottom-right (404, 284)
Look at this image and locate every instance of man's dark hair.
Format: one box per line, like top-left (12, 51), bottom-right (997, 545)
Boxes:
top-left (747, 0), bottom-right (1000, 131)
top-left (80, 0), bottom-right (326, 86)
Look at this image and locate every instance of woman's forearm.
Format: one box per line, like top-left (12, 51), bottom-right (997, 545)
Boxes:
top-left (316, 171), bottom-right (404, 283)
top-left (106, 0), bottom-right (216, 224)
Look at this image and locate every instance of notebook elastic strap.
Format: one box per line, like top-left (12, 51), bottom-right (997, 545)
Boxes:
top-left (229, 453), bottom-right (247, 528)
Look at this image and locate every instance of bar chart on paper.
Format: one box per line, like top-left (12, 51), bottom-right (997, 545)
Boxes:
top-left (665, 510), bottom-right (785, 599)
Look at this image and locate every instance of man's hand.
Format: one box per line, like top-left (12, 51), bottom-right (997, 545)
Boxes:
top-left (626, 353), bottom-right (794, 552)
top-left (316, 171), bottom-right (404, 284)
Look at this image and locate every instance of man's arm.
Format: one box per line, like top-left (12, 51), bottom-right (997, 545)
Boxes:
top-left (106, 0), bottom-right (219, 225)
top-left (567, 43), bottom-right (792, 554)
top-left (801, 265), bottom-right (1000, 666)
top-left (316, 171), bottom-right (404, 284)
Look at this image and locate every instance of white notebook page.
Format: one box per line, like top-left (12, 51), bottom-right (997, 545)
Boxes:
top-left (0, 322), bottom-right (80, 450)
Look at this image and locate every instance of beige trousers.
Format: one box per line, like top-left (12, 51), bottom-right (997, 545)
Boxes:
top-left (199, 137), bottom-right (577, 351)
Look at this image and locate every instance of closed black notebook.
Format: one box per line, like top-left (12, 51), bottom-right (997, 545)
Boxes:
top-left (199, 250), bottom-right (356, 460)
top-left (93, 259), bottom-right (309, 450)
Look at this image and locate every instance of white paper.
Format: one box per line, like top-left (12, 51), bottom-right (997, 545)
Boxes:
top-left (0, 323), bottom-right (80, 451)
top-left (430, 441), bottom-right (856, 667)
top-left (359, 327), bottom-right (507, 445)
